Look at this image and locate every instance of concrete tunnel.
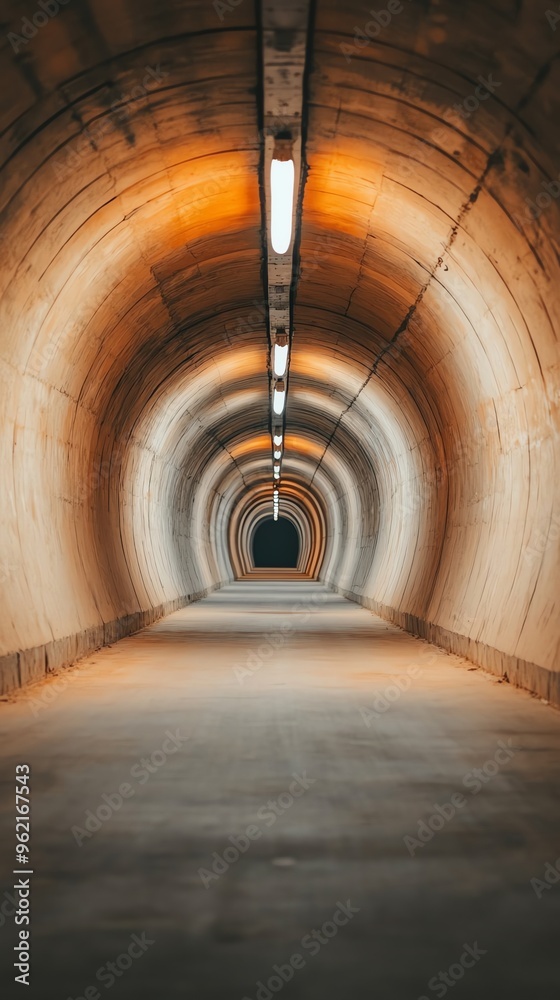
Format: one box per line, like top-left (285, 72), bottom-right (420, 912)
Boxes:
top-left (0, 0), bottom-right (559, 997)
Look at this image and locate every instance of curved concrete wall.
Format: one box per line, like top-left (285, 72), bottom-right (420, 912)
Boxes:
top-left (0, 1), bottom-right (558, 702)
top-left (305, 1), bottom-right (560, 701)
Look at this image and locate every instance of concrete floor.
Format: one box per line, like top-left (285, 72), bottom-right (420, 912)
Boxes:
top-left (1, 582), bottom-right (559, 999)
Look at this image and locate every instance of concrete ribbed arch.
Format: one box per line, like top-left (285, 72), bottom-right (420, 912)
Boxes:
top-left (228, 482), bottom-right (326, 579)
top-left (0, 0), bottom-right (558, 704)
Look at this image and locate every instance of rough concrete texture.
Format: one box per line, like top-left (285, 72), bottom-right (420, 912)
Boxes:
top-left (336, 585), bottom-right (560, 715)
top-left (0, 588), bottom-right (219, 696)
top-left (0, 0), bottom-right (559, 700)
top-left (1, 583), bottom-right (559, 999)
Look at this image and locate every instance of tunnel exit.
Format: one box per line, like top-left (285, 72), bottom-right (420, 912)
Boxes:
top-left (252, 516), bottom-right (300, 568)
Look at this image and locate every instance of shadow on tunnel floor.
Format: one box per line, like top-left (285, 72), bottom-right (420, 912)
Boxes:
top-left (1, 584), bottom-right (560, 1000)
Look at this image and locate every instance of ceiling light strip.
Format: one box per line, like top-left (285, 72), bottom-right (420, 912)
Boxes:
top-left (260, 0), bottom-right (311, 515)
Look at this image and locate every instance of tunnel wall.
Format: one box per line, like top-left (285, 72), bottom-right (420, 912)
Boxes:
top-left (311, 232), bottom-right (560, 703)
top-left (0, 16), bottom-right (263, 693)
top-left (0, 1), bottom-right (559, 706)
top-left (294, 0), bottom-right (560, 707)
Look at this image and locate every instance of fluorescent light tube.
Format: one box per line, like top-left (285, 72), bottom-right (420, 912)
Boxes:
top-left (270, 158), bottom-right (295, 254)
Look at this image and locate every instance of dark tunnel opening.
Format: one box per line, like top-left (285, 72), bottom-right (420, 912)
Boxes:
top-left (252, 517), bottom-right (300, 568)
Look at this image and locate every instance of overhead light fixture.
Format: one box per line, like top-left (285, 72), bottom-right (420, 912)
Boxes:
top-left (272, 329), bottom-right (289, 378)
top-left (273, 465), bottom-right (280, 479)
top-left (273, 434), bottom-right (283, 447)
top-left (273, 380), bottom-right (286, 416)
top-left (270, 136), bottom-right (295, 255)
top-left (274, 450), bottom-right (281, 460)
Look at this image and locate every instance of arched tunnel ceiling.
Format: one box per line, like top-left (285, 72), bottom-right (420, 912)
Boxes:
top-left (0, 0), bottom-right (559, 699)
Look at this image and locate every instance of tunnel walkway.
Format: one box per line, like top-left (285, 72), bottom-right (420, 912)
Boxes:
top-left (1, 582), bottom-right (559, 999)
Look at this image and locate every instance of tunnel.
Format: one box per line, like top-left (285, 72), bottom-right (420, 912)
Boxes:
top-left (252, 518), bottom-right (300, 568)
top-left (0, 0), bottom-right (559, 997)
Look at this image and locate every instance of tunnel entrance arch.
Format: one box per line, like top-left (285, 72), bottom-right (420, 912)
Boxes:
top-left (227, 481), bottom-right (327, 579)
top-left (252, 517), bottom-right (299, 568)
